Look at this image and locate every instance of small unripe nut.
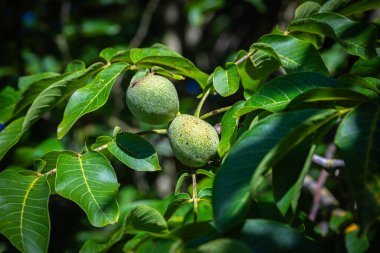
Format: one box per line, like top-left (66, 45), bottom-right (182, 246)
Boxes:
top-left (168, 114), bottom-right (219, 168)
top-left (126, 74), bottom-right (179, 125)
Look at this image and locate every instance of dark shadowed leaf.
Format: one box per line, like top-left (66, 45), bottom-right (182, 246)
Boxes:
top-left (240, 219), bottom-right (323, 253)
top-left (213, 109), bottom-right (339, 230)
top-left (0, 170), bottom-right (50, 253)
top-left (125, 205), bottom-right (168, 234)
top-left (350, 51), bottom-right (380, 79)
top-left (175, 172), bottom-right (189, 194)
top-left (56, 151), bottom-right (119, 227)
top-left (57, 62), bottom-right (128, 139)
top-left (294, 1), bottom-right (321, 19)
top-left (196, 238), bottom-right (253, 253)
top-left (335, 102), bottom-right (380, 230)
top-left (0, 86), bottom-right (20, 123)
top-left (18, 72), bottom-right (60, 91)
top-left (107, 132), bottom-right (161, 172)
top-left (288, 13), bottom-right (377, 59)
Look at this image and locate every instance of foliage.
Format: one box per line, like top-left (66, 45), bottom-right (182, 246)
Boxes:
top-left (1, 1), bottom-right (380, 252)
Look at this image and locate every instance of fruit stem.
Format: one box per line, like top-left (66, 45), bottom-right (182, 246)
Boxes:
top-left (200, 106), bottom-right (232, 120)
top-left (136, 129), bottom-right (168, 135)
top-left (235, 51), bottom-right (254, 65)
top-left (194, 88), bottom-right (210, 118)
top-left (191, 169), bottom-right (198, 223)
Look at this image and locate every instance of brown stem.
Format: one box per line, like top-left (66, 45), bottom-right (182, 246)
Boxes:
top-left (192, 170), bottom-right (198, 223)
top-left (200, 106), bottom-right (231, 120)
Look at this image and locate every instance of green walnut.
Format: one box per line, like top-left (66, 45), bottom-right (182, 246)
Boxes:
top-left (126, 74), bottom-right (179, 125)
top-left (168, 114), bottom-right (219, 167)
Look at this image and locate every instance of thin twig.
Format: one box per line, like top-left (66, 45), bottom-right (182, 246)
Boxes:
top-left (129, 0), bottom-right (160, 48)
top-left (312, 154), bottom-right (345, 170)
top-left (309, 144), bottom-right (337, 221)
top-left (200, 106), bottom-right (232, 120)
top-left (192, 170), bottom-right (198, 223)
top-left (235, 51), bottom-right (254, 65)
top-left (94, 144), bottom-right (108, 152)
top-left (194, 88), bottom-right (210, 118)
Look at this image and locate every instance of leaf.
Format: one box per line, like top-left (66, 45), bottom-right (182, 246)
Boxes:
top-left (273, 141), bottom-right (315, 216)
top-left (213, 62), bottom-right (240, 97)
top-left (294, 1), bottom-right (321, 19)
top-left (288, 13), bottom-right (377, 59)
top-left (234, 50), bottom-right (260, 98)
top-left (99, 47), bottom-right (119, 63)
top-left (23, 63), bottom-right (104, 133)
top-left (65, 60), bottom-right (86, 73)
top-left (57, 62), bottom-right (128, 139)
top-left (344, 224), bottom-right (369, 253)
top-left (250, 34), bottom-right (328, 75)
top-left (0, 117), bottom-right (25, 161)
top-left (218, 101), bottom-right (245, 157)
top-left (350, 51), bottom-right (380, 79)
top-left (90, 136), bottom-right (113, 151)
top-left (213, 109), bottom-right (339, 230)
top-left (131, 237), bottom-right (179, 253)
top-left (125, 205), bottom-right (168, 234)
top-left (107, 132), bottom-right (161, 172)
top-left (339, 74), bottom-right (380, 96)
top-left (14, 74), bottom-right (68, 116)
top-left (198, 188), bottom-right (212, 201)
top-left (164, 193), bottom-right (192, 220)
top-left (18, 72), bottom-right (59, 91)
top-left (320, 0), bottom-right (380, 15)
top-left (170, 222), bottom-right (218, 248)
top-left (38, 150), bottom-right (77, 172)
top-left (135, 56), bottom-right (209, 89)
top-left (0, 86), bottom-right (20, 123)
top-left (238, 72), bottom-right (342, 116)
top-left (196, 169), bottom-right (215, 179)
top-left (151, 66), bottom-right (185, 80)
top-left (130, 46), bottom-right (182, 63)
top-left (122, 233), bottom-right (151, 253)
top-left (56, 151), bottom-right (119, 227)
top-left (0, 170), bottom-right (50, 253)
top-left (240, 219), bottom-right (323, 253)
top-left (175, 172), bottom-right (189, 194)
top-left (197, 238), bottom-right (253, 253)
top-left (335, 102), bottom-right (380, 230)
top-left (286, 87), bottom-right (371, 110)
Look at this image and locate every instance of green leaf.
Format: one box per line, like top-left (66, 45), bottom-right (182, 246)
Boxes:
top-left (0, 86), bottom-right (20, 123)
top-left (135, 56), bottom-right (209, 89)
top-left (130, 46), bottom-right (182, 63)
top-left (151, 66), bottom-right (185, 80)
top-left (18, 72), bottom-right (60, 91)
top-left (14, 74), bottom-right (68, 116)
top-left (273, 141), bottom-right (315, 216)
top-left (345, 225), bottom-right (369, 253)
top-left (57, 62), bottom-right (128, 138)
top-left (107, 132), bottom-right (161, 172)
top-left (130, 237), bottom-right (179, 253)
top-left (350, 51), bottom-right (380, 79)
top-left (286, 87), bottom-right (371, 110)
top-left (213, 62), bottom-right (240, 97)
top-left (294, 1), bottom-right (321, 19)
top-left (0, 170), bottom-right (50, 253)
top-left (288, 13), bottom-right (377, 59)
top-left (339, 74), bottom-right (380, 96)
top-left (170, 222), bottom-right (218, 248)
top-left (320, 0), bottom-right (380, 15)
top-left (238, 72), bottom-right (341, 116)
top-left (240, 219), bottom-right (323, 253)
top-left (234, 50), bottom-right (260, 98)
top-left (196, 169), bottom-right (215, 179)
top-left (0, 117), bottom-right (25, 161)
top-left (196, 238), bottom-right (253, 253)
top-left (122, 233), bottom-right (151, 253)
top-left (90, 136), bottom-right (113, 151)
top-left (198, 188), bottom-right (212, 201)
top-left (65, 60), bottom-right (86, 73)
top-left (175, 172), bottom-right (189, 194)
top-left (250, 34), bottom-right (328, 75)
top-left (56, 151), bottom-right (119, 227)
top-left (335, 103), bottom-right (380, 230)
top-left (99, 47), bottom-right (119, 63)
top-left (164, 193), bottom-right (192, 220)
top-left (218, 101), bottom-right (245, 157)
top-left (213, 109), bottom-right (339, 230)
top-left (125, 205), bottom-right (168, 234)
top-left (38, 150), bottom-right (77, 172)
top-left (22, 63), bottom-right (104, 133)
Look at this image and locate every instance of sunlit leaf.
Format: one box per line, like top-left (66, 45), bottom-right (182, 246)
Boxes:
top-left (0, 117), bottom-right (25, 161)
top-left (213, 62), bottom-right (240, 97)
top-left (57, 62), bottom-right (128, 139)
top-left (56, 151), bottom-right (119, 227)
top-left (0, 86), bottom-right (20, 123)
top-left (164, 193), bottom-right (192, 220)
top-left (0, 170), bottom-right (50, 253)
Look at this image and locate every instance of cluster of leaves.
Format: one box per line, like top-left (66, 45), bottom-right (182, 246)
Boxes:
top-left (1, 0), bottom-right (380, 252)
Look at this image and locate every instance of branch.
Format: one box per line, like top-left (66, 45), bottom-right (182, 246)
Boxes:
top-left (136, 129), bottom-right (167, 135)
top-left (194, 88), bottom-right (210, 118)
top-left (200, 106), bottom-right (231, 120)
top-left (312, 154), bottom-right (345, 170)
top-left (129, 0), bottom-right (160, 48)
top-left (235, 51), bottom-right (254, 65)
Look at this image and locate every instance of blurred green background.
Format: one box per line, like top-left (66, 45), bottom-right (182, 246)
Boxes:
top-left (0, 0), bottom-right (378, 252)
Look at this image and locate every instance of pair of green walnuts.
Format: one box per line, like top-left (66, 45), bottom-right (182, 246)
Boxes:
top-left (126, 74), bottom-right (219, 168)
